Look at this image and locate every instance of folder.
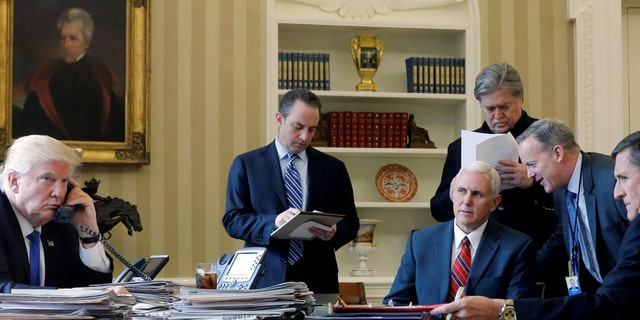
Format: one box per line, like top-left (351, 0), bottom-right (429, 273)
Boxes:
top-left (270, 211), bottom-right (344, 240)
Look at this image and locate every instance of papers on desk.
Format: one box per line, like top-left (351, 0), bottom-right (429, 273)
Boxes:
top-left (90, 280), bottom-right (181, 316)
top-left (304, 305), bottom-right (442, 319)
top-left (461, 130), bottom-right (519, 191)
top-left (172, 281), bottom-right (313, 319)
top-left (0, 287), bottom-right (136, 318)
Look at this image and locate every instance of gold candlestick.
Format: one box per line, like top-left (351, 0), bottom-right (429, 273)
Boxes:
top-left (350, 34), bottom-right (383, 92)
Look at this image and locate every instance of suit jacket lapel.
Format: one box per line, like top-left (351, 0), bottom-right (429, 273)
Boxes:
top-left (466, 220), bottom-right (500, 294)
top-left (580, 152), bottom-right (598, 244)
top-left (264, 142), bottom-right (288, 209)
top-left (437, 221), bottom-right (454, 301)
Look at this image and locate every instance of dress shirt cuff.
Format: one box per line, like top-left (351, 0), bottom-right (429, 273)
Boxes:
top-left (79, 241), bottom-right (111, 273)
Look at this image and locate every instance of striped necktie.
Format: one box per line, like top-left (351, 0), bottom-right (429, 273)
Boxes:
top-left (27, 230), bottom-right (41, 286)
top-left (285, 152), bottom-right (303, 265)
top-left (449, 236), bottom-right (471, 301)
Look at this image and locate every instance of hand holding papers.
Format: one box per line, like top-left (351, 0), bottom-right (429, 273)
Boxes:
top-left (461, 130), bottom-right (519, 190)
top-left (271, 211), bottom-right (344, 240)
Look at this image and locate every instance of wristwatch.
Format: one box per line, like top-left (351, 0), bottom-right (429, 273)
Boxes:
top-left (80, 234), bottom-right (101, 244)
top-left (499, 299), bottom-right (517, 320)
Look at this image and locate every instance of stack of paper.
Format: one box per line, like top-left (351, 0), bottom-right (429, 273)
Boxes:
top-left (171, 281), bottom-right (314, 319)
top-left (91, 280), bottom-right (181, 317)
top-left (0, 287), bottom-right (135, 319)
top-left (461, 130), bottom-right (519, 190)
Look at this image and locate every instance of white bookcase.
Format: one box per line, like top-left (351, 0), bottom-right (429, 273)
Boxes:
top-left (266, 0), bottom-right (480, 301)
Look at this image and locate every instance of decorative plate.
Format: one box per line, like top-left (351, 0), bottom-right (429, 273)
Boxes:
top-left (375, 164), bottom-right (418, 202)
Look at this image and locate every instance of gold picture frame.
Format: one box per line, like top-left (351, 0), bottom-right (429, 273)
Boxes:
top-left (0, 0), bottom-right (150, 164)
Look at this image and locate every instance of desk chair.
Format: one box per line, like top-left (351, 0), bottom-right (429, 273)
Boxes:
top-left (338, 282), bottom-right (367, 305)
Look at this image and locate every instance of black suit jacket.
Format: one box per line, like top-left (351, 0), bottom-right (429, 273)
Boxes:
top-left (0, 192), bottom-right (113, 292)
top-left (516, 215), bottom-right (640, 319)
top-left (430, 111), bottom-right (557, 250)
top-left (536, 152), bottom-right (629, 290)
top-left (223, 142), bottom-right (359, 293)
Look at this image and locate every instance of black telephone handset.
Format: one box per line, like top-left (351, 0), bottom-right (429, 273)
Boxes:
top-left (53, 184), bottom-right (161, 282)
top-left (53, 185), bottom-right (77, 224)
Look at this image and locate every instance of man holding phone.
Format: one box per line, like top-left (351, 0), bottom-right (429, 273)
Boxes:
top-left (0, 135), bottom-right (113, 292)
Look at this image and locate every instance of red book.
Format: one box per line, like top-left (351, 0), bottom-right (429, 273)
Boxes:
top-left (364, 112), bottom-right (373, 148)
top-left (380, 112), bottom-right (388, 148)
top-left (344, 111), bottom-right (352, 148)
top-left (329, 112), bottom-right (339, 147)
top-left (357, 112), bottom-right (366, 148)
top-left (401, 112), bottom-right (409, 148)
top-left (337, 112), bottom-right (345, 147)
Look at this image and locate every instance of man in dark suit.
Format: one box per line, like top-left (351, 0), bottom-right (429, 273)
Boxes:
top-left (430, 130), bottom-right (640, 320)
top-left (384, 161), bottom-right (538, 307)
top-left (223, 89), bottom-right (359, 293)
top-left (0, 135), bottom-right (113, 292)
top-left (430, 63), bottom-right (556, 252)
top-left (516, 118), bottom-right (628, 294)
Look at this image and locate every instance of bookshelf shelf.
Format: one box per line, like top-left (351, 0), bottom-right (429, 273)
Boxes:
top-left (267, 0), bottom-right (480, 280)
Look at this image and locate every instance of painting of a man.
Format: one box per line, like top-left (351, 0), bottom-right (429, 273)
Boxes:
top-left (12, 2), bottom-right (125, 142)
top-left (361, 49), bottom-right (376, 69)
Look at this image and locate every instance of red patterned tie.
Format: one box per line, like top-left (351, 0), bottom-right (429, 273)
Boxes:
top-left (449, 237), bottom-right (471, 301)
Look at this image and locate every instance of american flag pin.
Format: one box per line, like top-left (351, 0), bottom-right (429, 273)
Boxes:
top-left (47, 240), bottom-right (54, 247)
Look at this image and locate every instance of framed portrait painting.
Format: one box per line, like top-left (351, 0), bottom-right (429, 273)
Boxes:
top-left (0, 0), bottom-right (150, 164)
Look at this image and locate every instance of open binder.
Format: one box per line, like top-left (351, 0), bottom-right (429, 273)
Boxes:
top-left (270, 211), bottom-right (344, 240)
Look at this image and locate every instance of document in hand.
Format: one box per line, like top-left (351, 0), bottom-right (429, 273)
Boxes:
top-left (461, 130), bottom-right (519, 190)
top-left (270, 211), bottom-right (344, 240)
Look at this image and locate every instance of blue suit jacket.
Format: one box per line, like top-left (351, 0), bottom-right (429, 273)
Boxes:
top-left (517, 215), bottom-right (640, 319)
top-left (0, 192), bottom-right (113, 292)
top-left (537, 152), bottom-right (629, 287)
top-left (223, 142), bottom-right (359, 293)
top-left (383, 219), bottom-right (538, 305)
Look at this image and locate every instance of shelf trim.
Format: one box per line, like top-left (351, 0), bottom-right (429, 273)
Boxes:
top-left (315, 147), bottom-right (447, 158)
top-left (356, 201), bottom-right (429, 209)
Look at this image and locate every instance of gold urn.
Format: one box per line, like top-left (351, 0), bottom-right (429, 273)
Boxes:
top-left (350, 34), bottom-right (383, 92)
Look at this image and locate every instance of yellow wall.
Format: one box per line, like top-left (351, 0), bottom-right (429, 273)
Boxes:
top-left (75, 0), bottom-right (574, 279)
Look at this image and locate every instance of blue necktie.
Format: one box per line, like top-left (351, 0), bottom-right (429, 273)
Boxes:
top-left (285, 153), bottom-right (303, 265)
top-left (566, 190), bottom-right (581, 277)
top-left (27, 230), bottom-right (41, 286)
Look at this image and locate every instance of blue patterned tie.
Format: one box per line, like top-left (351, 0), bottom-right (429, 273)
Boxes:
top-left (285, 152), bottom-right (304, 265)
top-left (566, 190), bottom-right (581, 277)
top-left (27, 230), bottom-right (41, 286)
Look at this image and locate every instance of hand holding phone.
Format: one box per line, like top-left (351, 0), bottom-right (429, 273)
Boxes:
top-left (59, 182), bottom-right (101, 245)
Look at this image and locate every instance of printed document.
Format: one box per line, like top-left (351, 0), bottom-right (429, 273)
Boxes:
top-left (461, 130), bottom-right (518, 190)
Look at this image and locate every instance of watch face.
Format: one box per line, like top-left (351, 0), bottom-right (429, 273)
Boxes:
top-left (504, 307), bottom-right (516, 320)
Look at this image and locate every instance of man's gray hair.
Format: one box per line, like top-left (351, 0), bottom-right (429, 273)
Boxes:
top-left (0, 135), bottom-right (82, 191)
top-left (457, 160), bottom-right (501, 196)
top-left (57, 7), bottom-right (95, 44)
top-left (516, 118), bottom-right (579, 154)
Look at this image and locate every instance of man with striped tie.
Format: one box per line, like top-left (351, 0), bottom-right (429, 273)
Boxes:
top-left (383, 161), bottom-right (538, 307)
top-left (223, 89), bottom-right (359, 293)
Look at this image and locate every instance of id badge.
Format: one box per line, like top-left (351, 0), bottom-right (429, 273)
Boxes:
top-left (565, 276), bottom-right (581, 296)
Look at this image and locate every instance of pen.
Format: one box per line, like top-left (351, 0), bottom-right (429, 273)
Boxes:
top-left (336, 295), bottom-right (347, 306)
top-left (445, 287), bottom-right (465, 320)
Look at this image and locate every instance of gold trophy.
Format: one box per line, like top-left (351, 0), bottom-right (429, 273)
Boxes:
top-left (350, 34), bottom-right (383, 92)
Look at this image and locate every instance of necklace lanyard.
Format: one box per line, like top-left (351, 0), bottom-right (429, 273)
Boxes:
top-left (569, 169), bottom-right (582, 277)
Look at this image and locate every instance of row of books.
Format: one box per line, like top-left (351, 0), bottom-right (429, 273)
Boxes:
top-left (278, 52), bottom-right (330, 91)
top-left (405, 57), bottom-right (466, 94)
top-left (328, 111), bottom-right (409, 148)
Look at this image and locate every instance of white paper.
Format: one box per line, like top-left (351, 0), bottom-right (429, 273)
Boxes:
top-left (461, 130), bottom-right (519, 190)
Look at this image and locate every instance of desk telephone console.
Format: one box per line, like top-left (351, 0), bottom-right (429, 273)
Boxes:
top-left (216, 247), bottom-right (266, 290)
